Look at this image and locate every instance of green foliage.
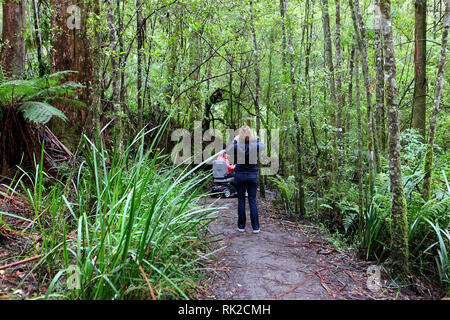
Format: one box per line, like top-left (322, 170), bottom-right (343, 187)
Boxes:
top-left (0, 71), bottom-right (84, 124)
top-left (358, 168), bottom-right (450, 292)
top-left (423, 218), bottom-right (450, 293)
top-left (2, 126), bottom-right (219, 299)
top-left (19, 102), bottom-right (67, 124)
top-left (400, 129), bottom-right (428, 176)
top-left (269, 175), bottom-right (297, 216)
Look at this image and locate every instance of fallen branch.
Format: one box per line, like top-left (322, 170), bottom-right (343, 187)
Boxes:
top-left (0, 255), bottom-right (43, 271)
top-left (344, 270), bottom-right (362, 287)
top-left (316, 248), bottom-right (338, 255)
top-left (315, 267), bottom-right (336, 298)
top-left (274, 275), bottom-right (313, 299)
top-left (263, 277), bottom-right (291, 286)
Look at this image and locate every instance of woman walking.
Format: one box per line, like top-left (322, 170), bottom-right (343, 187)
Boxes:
top-left (225, 125), bottom-right (265, 233)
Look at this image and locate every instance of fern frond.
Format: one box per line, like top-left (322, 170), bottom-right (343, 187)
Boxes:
top-left (0, 80), bottom-right (39, 104)
top-left (44, 96), bottom-right (86, 109)
top-left (28, 82), bottom-right (84, 101)
top-left (19, 101), bottom-right (68, 124)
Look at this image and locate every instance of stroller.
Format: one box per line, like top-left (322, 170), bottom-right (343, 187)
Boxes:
top-left (211, 160), bottom-right (236, 198)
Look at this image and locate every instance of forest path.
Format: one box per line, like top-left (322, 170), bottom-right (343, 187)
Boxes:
top-left (200, 195), bottom-right (409, 300)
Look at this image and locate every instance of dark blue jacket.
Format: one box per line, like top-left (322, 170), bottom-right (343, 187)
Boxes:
top-left (225, 139), bottom-right (265, 173)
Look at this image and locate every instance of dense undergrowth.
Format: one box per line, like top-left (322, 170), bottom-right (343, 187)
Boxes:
top-left (1, 127), bottom-right (219, 299)
top-left (269, 130), bottom-right (450, 296)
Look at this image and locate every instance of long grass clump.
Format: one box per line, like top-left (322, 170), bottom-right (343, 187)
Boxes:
top-left (3, 126), bottom-right (218, 300)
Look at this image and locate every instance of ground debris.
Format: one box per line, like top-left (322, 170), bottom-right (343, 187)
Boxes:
top-left (200, 197), bottom-right (426, 300)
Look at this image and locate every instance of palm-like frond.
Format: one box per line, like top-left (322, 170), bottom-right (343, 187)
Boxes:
top-left (0, 71), bottom-right (84, 125)
top-left (19, 101), bottom-right (68, 124)
top-left (0, 79), bottom-right (39, 103)
top-left (28, 81), bottom-right (84, 101)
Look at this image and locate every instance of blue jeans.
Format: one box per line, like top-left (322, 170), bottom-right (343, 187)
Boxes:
top-left (235, 172), bottom-right (260, 230)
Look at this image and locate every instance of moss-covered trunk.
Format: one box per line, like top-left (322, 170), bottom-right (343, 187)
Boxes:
top-left (379, 0), bottom-right (410, 281)
top-left (286, 0), bottom-right (306, 217)
top-left (413, 0), bottom-right (427, 140)
top-left (423, 0), bottom-right (449, 201)
top-left (350, 0), bottom-right (376, 196)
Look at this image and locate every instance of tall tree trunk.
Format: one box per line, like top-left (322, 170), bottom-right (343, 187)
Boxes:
top-left (322, 0), bottom-right (338, 190)
top-left (50, 0), bottom-right (92, 147)
top-left (137, 0), bottom-right (144, 133)
top-left (249, 0), bottom-right (264, 198)
top-left (229, 56), bottom-right (235, 129)
top-left (107, 0), bottom-right (123, 150)
top-left (189, 16), bottom-right (203, 130)
top-left (355, 48), bottom-right (364, 217)
top-left (345, 46), bottom-right (355, 160)
top-left (374, 0), bottom-right (387, 153)
top-left (350, 0), bottom-right (376, 196)
top-left (117, 0), bottom-right (127, 110)
top-left (1, 0), bottom-right (26, 78)
top-left (379, 0), bottom-right (410, 280)
top-left (31, 0), bottom-right (45, 77)
top-left (91, 0), bottom-right (103, 134)
top-left (279, 0), bottom-right (287, 73)
top-left (266, 37), bottom-right (273, 158)
top-left (413, 0), bottom-right (427, 140)
top-left (304, 0), bottom-right (319, 215)
top-left (423, 0), bottom-right (449, 201)
top-left (279, 0), bottom-right (288, 178)
top-left (335, 0), bottom-right (344, 162)
top-left (286, 0), bottom-right (306, 217)
top-left (0, 0), bottom-right (27, 176)
top-left (321, 0), bottom-right (336, 127)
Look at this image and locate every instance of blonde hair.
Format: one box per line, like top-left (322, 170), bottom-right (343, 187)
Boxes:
top-left (238, 125), bottom-right (253, 143)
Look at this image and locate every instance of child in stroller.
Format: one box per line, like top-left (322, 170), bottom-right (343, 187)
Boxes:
top-left (211, 152), bottom-right (236, 198)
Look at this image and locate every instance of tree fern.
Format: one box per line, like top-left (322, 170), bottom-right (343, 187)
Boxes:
top-left (19, 101), bottom-right (68, 124)
top-left (0, 71), bottom-right (84, 125)
top-left (269, 175), bottom-right (297, 215)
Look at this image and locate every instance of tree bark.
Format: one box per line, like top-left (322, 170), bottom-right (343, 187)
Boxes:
top-left (423, 0), bottom-right (449, 201)
top-left (91, 0), bottom-right (103, 134)
top-left (1, 0), bottom-right (26, 78)
top-left (50, 0), bottom-right (92, 146)
top-left (413, 0), bottom-right (427, 140)
top-left (321, 0), bottom-right (336, 122)
top-left (346, 46), bottom-right (355, 161)
top-left (278, 0), bottom-right (288, 178)
top-left (286, 0), bottom-right (306, 217)
top-left (379, 0), bottom-right (410, 280)
top-left (117, 0), bottom-right (127, 110)
top-left (322, 0), bottom-right (338, 189)
top-left (107, 0), bottom-right (123, 150)
top-left (350, 0), bottom-right (376, 195)
top-left (137, 0), bottom-right (144, 133)
top-left (279, 0), bottom-right (287, 73)
top-left (355, 48), bottom-right (364, 217)
top-left (31, 0), bottom-right (45, 77)
top-left (335, 0), bottom-right (344, 161)
top-left (374, 0), bottom-right (387, 153)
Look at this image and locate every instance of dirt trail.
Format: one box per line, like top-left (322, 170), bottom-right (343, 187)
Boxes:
top-left (201, 195), bottom-right (415, 300)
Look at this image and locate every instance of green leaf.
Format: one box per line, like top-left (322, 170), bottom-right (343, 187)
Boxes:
top-left (19, 101), bottom-right (68, 124)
